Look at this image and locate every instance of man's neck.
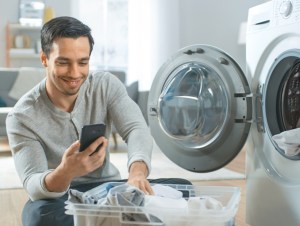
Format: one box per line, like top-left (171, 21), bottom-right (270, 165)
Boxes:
top-left (51, 95), bottom-right (77, 112)
top-left (46, 88), bottom-right (78, 113)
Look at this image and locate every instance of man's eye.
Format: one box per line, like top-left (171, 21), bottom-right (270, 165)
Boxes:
top-left (57, 61), bottom-right (68, 65)
top-left (79, 61), bottom-right (88, 66)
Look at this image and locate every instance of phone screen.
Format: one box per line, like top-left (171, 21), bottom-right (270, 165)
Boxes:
top-left (79, 124), bottom-right (106, 152)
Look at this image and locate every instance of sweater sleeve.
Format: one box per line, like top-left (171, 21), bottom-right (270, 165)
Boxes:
top-left (6, 113), bottom-right (68, 201)
top-left (103, 73), bottom-right (153, 174)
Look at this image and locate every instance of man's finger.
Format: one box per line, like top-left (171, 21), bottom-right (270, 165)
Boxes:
top-left (81, 137), bottom-right (106, 156)
top-left (64, 140), bottom-right (80, 157)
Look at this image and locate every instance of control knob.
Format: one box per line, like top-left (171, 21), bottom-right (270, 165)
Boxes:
top-left (279, 0), bottom-right (293, 18)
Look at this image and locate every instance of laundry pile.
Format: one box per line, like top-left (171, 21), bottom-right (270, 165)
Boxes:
top-left (272, 128), bottom-right (300, 157)
top-left (68, 182), bottom-right (224, 226)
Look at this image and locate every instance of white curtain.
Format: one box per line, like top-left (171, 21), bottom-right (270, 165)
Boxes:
top-left (128, 0), bottom-right (180, 90)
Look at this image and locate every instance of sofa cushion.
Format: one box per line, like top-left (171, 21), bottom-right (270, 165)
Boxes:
top-left (137, 91), bottom-right (149, 124)
top-left (0, 69), bottom-right (19, 107)
top-left (126, 81), bottom-right (139, 103)
top-left (0, 107), bottom-right (12, 137)
top-left (0, 97), bottom-right (6, 107)
top-left (8, 67), bottom-right (45, 100)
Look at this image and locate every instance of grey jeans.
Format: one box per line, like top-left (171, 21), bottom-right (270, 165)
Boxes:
top-left (22, 178), bottom-right (191, 226)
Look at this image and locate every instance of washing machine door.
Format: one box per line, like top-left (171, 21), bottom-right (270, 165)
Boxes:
top-left (148, 45), bottom-right (252, 172)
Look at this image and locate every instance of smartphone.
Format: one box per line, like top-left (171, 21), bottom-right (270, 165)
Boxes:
top-left (79, 124), bottom-right (106, 153)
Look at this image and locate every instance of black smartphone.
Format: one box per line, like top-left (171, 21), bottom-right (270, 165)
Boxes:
top-left (79, 124), bottom-right (106, 153)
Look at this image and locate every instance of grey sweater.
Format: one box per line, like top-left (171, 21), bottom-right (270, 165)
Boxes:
top-left (6, 72), bottom-right (153, 201)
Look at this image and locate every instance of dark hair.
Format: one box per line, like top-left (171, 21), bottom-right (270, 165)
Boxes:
top-left (41, 16), bottom-right (94, 58)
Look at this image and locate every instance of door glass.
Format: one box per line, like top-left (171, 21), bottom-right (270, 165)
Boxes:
top-left (282, 59), bottom-right (300, 129)
top-left (265, 53), bottom-right (300, 160)
top-left (158, 62), bottom-right (229, 149)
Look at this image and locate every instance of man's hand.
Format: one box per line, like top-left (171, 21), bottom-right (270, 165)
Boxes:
top-left (127, 161), bottom-right (154, 195)
top-left (44, 136), bottom-right (108, 192)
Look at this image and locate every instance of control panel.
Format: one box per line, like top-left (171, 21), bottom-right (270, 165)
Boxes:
top-left (274, 0), bottom-right (300, 25)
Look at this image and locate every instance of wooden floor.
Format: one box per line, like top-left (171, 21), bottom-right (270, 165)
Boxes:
top-left (0, 139), bottom-right (249, 226)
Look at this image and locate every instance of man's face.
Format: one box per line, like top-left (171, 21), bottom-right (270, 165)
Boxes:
top-left (42, 36), bottom-right (90, 98)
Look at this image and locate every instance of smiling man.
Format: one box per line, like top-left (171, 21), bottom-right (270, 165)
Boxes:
top-left (6, 16), bottom-right (190, 226)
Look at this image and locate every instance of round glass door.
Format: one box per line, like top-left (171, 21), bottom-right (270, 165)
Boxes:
top-left (158, 62), bottom-right (229, 149)
top-left (148, 45), bottom-right (251, 172)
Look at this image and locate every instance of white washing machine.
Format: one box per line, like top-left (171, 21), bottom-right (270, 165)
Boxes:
top-left (147, 0), bottom-right (300, 226)
top-left (246, 0), bottom-right (300, 226)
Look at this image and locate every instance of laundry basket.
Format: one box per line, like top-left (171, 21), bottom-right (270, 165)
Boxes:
top-left (65, 183), bottom-right (240, 226)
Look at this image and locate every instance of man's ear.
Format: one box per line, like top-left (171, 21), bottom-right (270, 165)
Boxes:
top-left (40, 51), bottom-right (48, 67)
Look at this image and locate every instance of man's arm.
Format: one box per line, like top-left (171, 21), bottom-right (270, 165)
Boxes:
top-left (7, 112), bottom-right (108, 200)
top-left (128, 161), bottom-right (154, 195)
top-left (103, 73), bottom-right (154, 194)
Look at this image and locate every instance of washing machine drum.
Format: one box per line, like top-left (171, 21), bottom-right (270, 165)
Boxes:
top-left (282, 59), bottom-right (300, 129)
top-left (148, 45), bottom-right (252, 172)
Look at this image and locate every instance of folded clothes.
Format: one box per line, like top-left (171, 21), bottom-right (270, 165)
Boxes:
top-left (145, 195), bottom-right (188, 209)
top-left (188, 196), bottom-right (223, 211)
top-left (152, 184), bottom-right (183, 199)
top-left (68, 183), bottom-right (162, 225)
top-left (68, 189), bottom-right (86, 204)
top-left (272, 128), bottom-right (300, 156)
top-left (106, 183), bottom-right (145, 206)
top-left (68, 182), bottom-right (145, 206)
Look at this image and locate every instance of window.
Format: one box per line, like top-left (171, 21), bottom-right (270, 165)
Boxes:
top-left (76, 0), bottom-right (128, 71)
top-left (74, 0), bottom-right (180, 90)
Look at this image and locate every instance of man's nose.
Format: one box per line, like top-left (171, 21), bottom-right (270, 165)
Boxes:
top-left (69, 64), bottom-right (81, 77)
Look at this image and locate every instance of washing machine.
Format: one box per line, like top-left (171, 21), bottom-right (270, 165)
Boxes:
top-left (147, 0), bottom-right (300, 225)
top-left (246, 0), bottom-right (300, 225)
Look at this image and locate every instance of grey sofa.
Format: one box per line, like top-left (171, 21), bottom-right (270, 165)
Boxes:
top-left (0, 69), bottom-right (19, 137)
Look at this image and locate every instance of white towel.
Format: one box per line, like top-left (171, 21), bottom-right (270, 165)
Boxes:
top-left (8, 67), bottom-right (45, 100)
top-left (151, 184), bottom-right (183, 199)
top-left (272, 128), bottom-right (300, 157)
top-left (144, 195), bottom-right (188, 209)
top-left (188, 196), bottom-right (223, 211)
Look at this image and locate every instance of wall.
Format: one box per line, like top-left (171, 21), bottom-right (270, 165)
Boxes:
top-left (0, 0), bottom-right (72, 68)
top-left (178, 0), bottom-right (268, 73)
top-left (128, 0), bottom-right (269, 90)
top-left (0, 0), bottom-right (19, 68)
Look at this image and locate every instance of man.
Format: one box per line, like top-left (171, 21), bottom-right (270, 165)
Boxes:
top-left (6, 16), bottom-right (189, 226)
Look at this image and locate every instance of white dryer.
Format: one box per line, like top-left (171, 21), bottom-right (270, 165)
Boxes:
top-left (147, 0), bottom-right (300, 226)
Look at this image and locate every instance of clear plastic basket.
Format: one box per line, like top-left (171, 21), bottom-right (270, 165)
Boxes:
top-left (65, 183), bottom-right (240, 226)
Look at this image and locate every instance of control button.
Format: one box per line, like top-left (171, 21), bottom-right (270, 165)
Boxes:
top-left (279, 0), bottom-right (293, 18)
